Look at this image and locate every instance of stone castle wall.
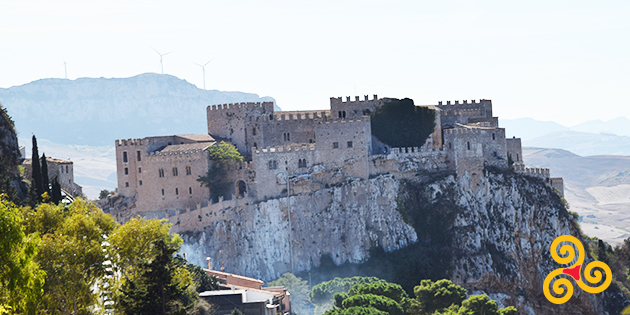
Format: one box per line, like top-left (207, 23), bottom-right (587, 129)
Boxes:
top-left (506, 137), bottom-right (523, 165)
top-left (330, 95), bottom-right (380, 119)
top-left (22, 157), bottom-right (82, 197)
top-left (206, 102), bottom-right (275, 153)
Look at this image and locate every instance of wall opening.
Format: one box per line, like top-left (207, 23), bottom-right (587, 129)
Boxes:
top-left (137, 151), bottom-right (142, 161)
top-left (236, 180), bottom-right (247, 198)
top-left (123, 151), bottom-right (128, 163)
top-left (467, 141), bottom-right (471, 150)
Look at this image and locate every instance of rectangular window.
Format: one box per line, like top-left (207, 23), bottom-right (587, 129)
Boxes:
top-left (189, 187), bottom-right (192, 194)
top-left (66, 165), bottom-right (68, 173)
top-left (139, 180), bottom-right (143, 185)
top-left (333, 142), bottom-right (339, 149)
top-left (138, 167), bottom-right (142, 173)
top-left (125, 182), bottom-right (129, 187)
top-left (186, 166), bottom-right (191, 175)
top-left (61, 166), bottom-right (64, 173)
top-left (175, 188), bottom-right (179, 195)
top-left (123, 151), bottom-right (128, 163)
top-left (347, 141), bottom-right (353, 148)
top-left (159, 168), bottom-right (164, 178)
top-left (161, 189), bottom-right (164, 196)
top-left (137, 151), bottom-right (141, 161)
top-left (124, 168), bottom-right (128, 175)
top-left (172, 167), bottom-right (178, 176)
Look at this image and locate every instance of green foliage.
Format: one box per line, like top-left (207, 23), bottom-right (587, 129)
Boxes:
top-left (333, 292), bottom-right (349, 309)
top-left (370, 98), bottom-right (435, 147)
top-left (457, 294), bottom-right (516, 315)
top-left (268, 273), bottom-right (311, 314)
top-left (0, 197), bottom-right (44, 314)
top-left (173, 256), bottom-right (218, 292)
top-left (197, 141), bottom-right (243, 201)
top-left (341, 294), bottom-right (404, 315)
top-left (40, 154), bottom-right (50, 196)
top-left (231, 307), bottom-right (245, 315)
top-left (310, 276), bottom-right (383, 306)
top-left (118, 239), bottom-right (194, 315)
top-left (109, 217), bottom-right (183, 280)
top-left (23, 199), bottom-right (118, 314)
top-left (30, 135), bottom-right (43, 204)
top-left (348, 281), bottom-right (408, 304)
top-left (51, 177), bottom-right (62, 204)
top-left (410, 279), bottom-right (467, 314)
top-left (99, 189), bottom-right (110, 199)
top-left (507, 153), bottom-right (514, 167)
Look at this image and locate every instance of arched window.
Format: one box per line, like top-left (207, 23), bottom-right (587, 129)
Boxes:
top-left (253, 142), bottom-right (258, 150)
top-left (467, 141), bottom-right (471, 150)
top-left (237, 180), bottom-right (247, 198)
top-left (269, 114), bottom-right (274, 120)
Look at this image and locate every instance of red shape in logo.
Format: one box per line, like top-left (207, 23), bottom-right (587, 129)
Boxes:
top-left (562, 264), bottom-right (582, 281)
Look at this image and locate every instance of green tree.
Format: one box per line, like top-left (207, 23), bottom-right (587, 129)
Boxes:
top-left (457, 294), bottom-right (516, 315)
top-left (268, 273), bottom-right (311, 314)
top-left (408, 279), bottom-right (467, 315)
top-left (30, 135), bottom-right (44, 203)
top-left (0, 161), bottom-right (20, 205)
top-left (51, 177), bottom-right (62, 204)
top-left (99, 189), bottom-right (110, 200)
top-left (0, 197), bottom-right (45, 314)
top-left (348, 282), bottom-right (408, 304)
top-left (197, 142), bottom-right (243, 201)
top-left (341, 294), bottom-right (403, 315)
top-left (40, 154), bottom-right (50, 196)
top-left (370, 98), bottom-right (435, 148)
top-left (109, 217), bottom-right (183, 280)
top-left (173, 256), bottom-right (218, 292)
top-left (231, 307), bottom-right (245, 315)
top-left (118, 239), bottom-right (194, 315)
top-left (22, 199), bottom-right (118, 314)
top-left (310, 276), bottom-right (383, 315)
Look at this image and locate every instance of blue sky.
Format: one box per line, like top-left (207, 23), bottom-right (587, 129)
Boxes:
top-left (2, 0), bottom-right (629, 126)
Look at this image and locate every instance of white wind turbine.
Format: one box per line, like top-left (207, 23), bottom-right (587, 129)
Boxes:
top-left (192, 59), bottom-right (213, 90)
top-left (62, 56), bottom-right (67, 79)
top-left (152, 47), bottom-right (174, 74)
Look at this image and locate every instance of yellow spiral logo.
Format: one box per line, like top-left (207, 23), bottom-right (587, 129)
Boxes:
top-left (543, 235), bottom-right (612, 304)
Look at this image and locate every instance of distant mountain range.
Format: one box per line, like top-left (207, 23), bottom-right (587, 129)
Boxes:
top-left (502, 117), bottom-right (630, 156)
top-left (0, 73), bottom-right (279, 146)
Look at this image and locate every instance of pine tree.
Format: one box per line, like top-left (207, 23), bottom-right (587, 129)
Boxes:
top-left (30, 135), bottom-right (43, 203)
top-left (118, 239), bottom-right (191, 315)
top-left (41, 153), bottom-right (50, 196)
top-left (51, 177), bottom-right (62, 204)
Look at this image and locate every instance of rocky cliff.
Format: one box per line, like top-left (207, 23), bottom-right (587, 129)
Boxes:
top-left (170, 169), bottom-right (626, 314)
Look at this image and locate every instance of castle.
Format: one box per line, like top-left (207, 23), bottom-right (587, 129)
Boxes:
top-left (115, 95), bottom-right (563, 221)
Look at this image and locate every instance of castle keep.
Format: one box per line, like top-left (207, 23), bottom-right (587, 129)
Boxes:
top-left (115, 96), bottom-right (563, 222)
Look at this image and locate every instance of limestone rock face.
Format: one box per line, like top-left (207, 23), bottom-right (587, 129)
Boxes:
top-left (178, 171), bottom-right (627, 315)
top-left (180, 175), bottom-right (416, 279)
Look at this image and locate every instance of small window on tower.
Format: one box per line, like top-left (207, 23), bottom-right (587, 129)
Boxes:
top-left (172, 167), bottom-right (178, 176)
top-left (123, 151), bottom-right (128, 163)
top-left (161, 189), bottom-right (164, 196)
top-left (125, 182), bottom-right (129, 187)
top-left (252, 127), bottom-right (257, 136)
top-left (139, 167), bottom-right (142, 173)
top-left (159, 168), bottom-right (165, 177)
top-left (189, 187), bottom-right (192, 194)
top-left (137, 151), bottom-right (141, 161)
top-left (333, 142), bottom-right (339, 149)
top-left (186, 166), bottom-right (191, 175)
top-left (175, 188), bottom-right (179, 195)
top-left (139, 180), bottom-right (143, 186)
top-left (347, 141), bottom-right (353, 148)
top-left (467, 141), bottom-right (471, 150)
top-left (124, 168), bottom-right (128, 175)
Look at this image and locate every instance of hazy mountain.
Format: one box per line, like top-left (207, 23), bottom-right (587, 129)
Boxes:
top-left (500, 118), bottom-right (568, 140)
top-left (525, 130), bottom-right (630, 156)
top-left (570, 117), bottom-right (630, 137)
top-left (0, 73), bottom-right (279, 146)
top-left (523, 147), bottom-right (630, 245)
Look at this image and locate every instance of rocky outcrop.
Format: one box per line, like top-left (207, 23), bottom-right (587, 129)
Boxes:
top-left (172, 169), bottom-right (627, 314)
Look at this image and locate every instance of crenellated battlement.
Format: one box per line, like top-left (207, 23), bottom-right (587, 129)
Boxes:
top-left (116, 138), bottom-right (144, 146)
top-left (255, 143), bottom-right (316, 154)
top-left (318, 118), bottom-right (368, 125)
top-left (441, 109), bottom-right (483, 117)
top-left (207, 101), bottom-right (274, 111)
top-left (330, 94), bottom-right (378, 104)
top-left (513, 164), bottom-right (550, 177)
top-left (444, 128), bottom-right (484, 135)
top-left (438, 100), bottom-right (482, 106)
top-left (272, 111), bottom-right (329, 121)
top-left (146, 148), bottom-right (208, 162)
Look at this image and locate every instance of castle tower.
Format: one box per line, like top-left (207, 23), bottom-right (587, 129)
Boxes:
top-left (206, 102), bottom-right (275, 153)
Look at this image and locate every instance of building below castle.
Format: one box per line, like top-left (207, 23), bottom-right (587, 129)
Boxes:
top-left (115, 95), bottom-right (563, 218)
top-left (22, 156), bottom-right (83, 198)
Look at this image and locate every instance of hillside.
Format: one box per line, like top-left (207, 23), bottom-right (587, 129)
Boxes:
top-left (523, 147), bottom-right (630, 245)
top-left (0, 73), bottom-right (279, 146)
